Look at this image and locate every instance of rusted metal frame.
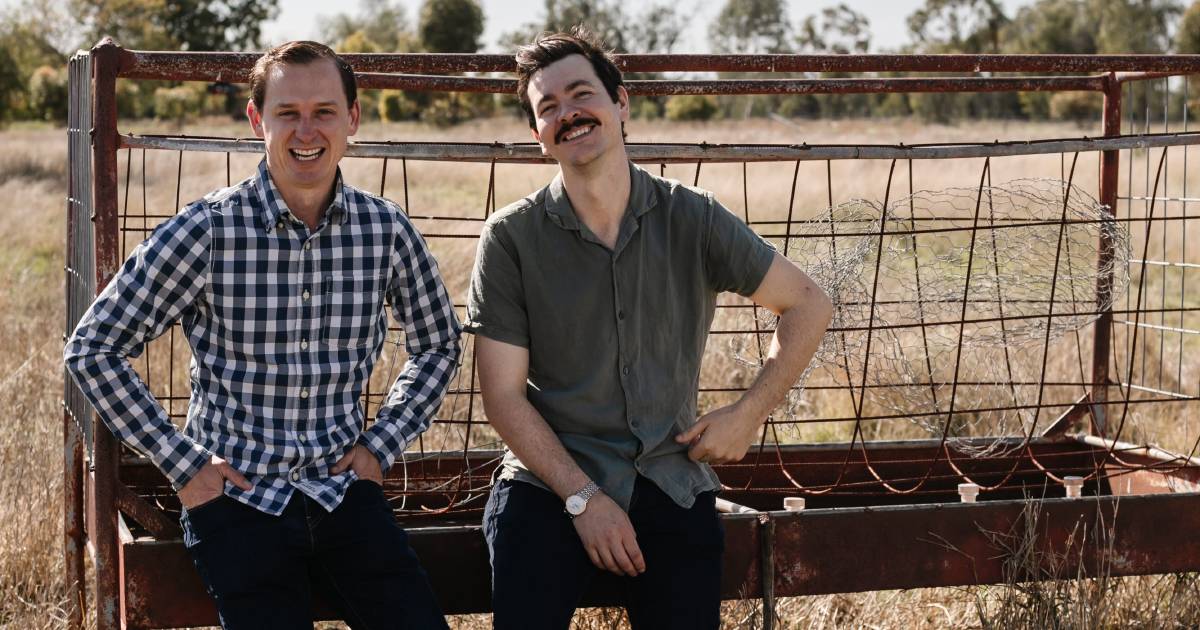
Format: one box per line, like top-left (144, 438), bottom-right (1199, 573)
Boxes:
top-left (90, 38), bottom-right (131, 630)
top-left (113, 483), bottom-right (182, 540)
top-left (64, 414), bottom-right (86, 629)
top-left (115, 491), bottom-right (1200, 624)
top-left (354, 73), bottom-right (1106, 95)
top-left (1115, 71), bottom-right (1195, 84)
top-left (119, 49), bottom-right (1200, 79)
top-left (1075, 434), bottom-right (1200, 468)
top-left (759, 514), bottom-right (776, 630)
top-left (117, 131), bottom-right (1200, 163)
top-left (750, 395), bottom-right (1196, 428)
top-left (1100, 78), bottom-right (1127, 437)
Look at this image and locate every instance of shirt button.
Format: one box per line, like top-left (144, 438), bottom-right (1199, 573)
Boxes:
top-left (276, 221), bottom-right (284, 230)
top-left (300, 389), bottom-right (309, 399)
top-left (298, 434), bottom-right (307, 443)
top-left (302, 289), bottom-right (311, 301)
top-left (618, 310), bottom-right (625, 320)
top-left (290, 470), bottom-right (300, 482)
top-left (622, 366), bottom-right (630, 376)
top-left (304, 241), bottom-right (312, 251)
top-left (300, 338), bottom-right (309, 350)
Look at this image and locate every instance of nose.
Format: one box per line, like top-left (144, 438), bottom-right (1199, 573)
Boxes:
top-left (558, 104), bottom-right (581, 125)
top-left (296, 115), bottom-right (317, 142)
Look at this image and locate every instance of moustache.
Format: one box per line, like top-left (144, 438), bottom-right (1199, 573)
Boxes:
top-left (555, 117), bottom-right (601, 144)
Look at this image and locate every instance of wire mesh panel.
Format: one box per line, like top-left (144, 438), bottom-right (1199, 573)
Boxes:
top-left (64, 51), bottom-right (95, 457)
top-left (98, 132), bottom-right (1200, 522)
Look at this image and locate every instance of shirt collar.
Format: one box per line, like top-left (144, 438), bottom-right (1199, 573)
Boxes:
top-left (544, 161), bottom-right (657, 231)
top-left (254, 158), bottom-right (350, 233)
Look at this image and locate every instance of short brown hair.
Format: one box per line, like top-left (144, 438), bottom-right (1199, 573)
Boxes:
top-left (514, 27), bottom-right (623, 129)
top-left (249, 41), bottom-right (356, 111)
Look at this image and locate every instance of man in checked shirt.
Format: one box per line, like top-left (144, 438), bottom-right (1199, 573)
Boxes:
top-left (65, 41), bottom-right (459, 629)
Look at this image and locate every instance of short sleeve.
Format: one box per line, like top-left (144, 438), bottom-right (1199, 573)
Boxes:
top-left (463, 220), bottom-right (529, 347)
top-left (703, 196), bottom-right (777, 296)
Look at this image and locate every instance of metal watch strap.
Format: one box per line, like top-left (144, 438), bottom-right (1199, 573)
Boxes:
top-left (575, 481), bottom-right (600, 502)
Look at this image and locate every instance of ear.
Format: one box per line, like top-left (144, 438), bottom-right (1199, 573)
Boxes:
top-left (348, 99), bottom-right (361, 136)
top-left (531, 126), bottom-right (550, 157)
top-left (246, 100), bottom-right (264, 138)
top-left (616, 85), bottom-right (630, 124)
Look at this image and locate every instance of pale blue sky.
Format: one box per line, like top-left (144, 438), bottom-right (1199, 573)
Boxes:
top-left (261, 0), bottom-right (1031, 53)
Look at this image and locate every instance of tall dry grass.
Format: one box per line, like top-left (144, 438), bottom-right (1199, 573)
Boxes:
top-left (4, 115), bottom-right (1200, 628)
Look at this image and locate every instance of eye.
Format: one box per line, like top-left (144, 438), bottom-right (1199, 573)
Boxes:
top-left (278, 110), bottom-right (298, 119)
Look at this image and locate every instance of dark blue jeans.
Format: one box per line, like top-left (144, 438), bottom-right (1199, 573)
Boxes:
top-left (483, 476), bottom-right (724, 630)
top-left (181, 479), bottom-right (448, 630)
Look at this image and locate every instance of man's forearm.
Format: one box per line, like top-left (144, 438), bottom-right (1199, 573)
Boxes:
top-left (736, 296), bottom-right (833, 423)
top-left (483, 392), bottom-right (591, 500)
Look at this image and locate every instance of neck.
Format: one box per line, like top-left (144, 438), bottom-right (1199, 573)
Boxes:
top-left (559, 148), bottom-right (631, 224)
top-left (280, 188), bottom-right (334, 230)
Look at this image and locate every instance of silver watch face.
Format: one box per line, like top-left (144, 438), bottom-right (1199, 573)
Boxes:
top-left (565, 494), bottom-right (587, 515)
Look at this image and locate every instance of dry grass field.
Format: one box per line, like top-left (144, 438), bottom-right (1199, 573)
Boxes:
top-left (4, 113), bottom-right (1200, 628)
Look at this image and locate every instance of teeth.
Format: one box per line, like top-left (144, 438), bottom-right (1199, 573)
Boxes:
top-left (564, 126), bottom-right (592, 141)
top-left (291, 148), bottom-right (322, 161)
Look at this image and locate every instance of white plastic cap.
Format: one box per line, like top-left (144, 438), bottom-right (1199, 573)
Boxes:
top-left (1064, 476), bottom-right (1084, 498)
top-left (783, 497), bottom-right (806, 511)
top-left (958, 483), bottom-right (980, 503)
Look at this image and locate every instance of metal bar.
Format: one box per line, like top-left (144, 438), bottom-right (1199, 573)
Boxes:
top-left (119, 50), bottom-right (1200, 80)
top-left (1116, 71), bottom-right (1191, 83)
top-left (1075, 434), bottom-right (1200, 467)
top-left (114, 491), bottom-right (1200, 623)
top-left (89, 37), bottom-right (125, 630)
top-left (63, 413), bottom-right (85, 629)
top-left (119, 130), bottom-right (1200, 163)
top-left (355, 73), bottom-right (1106, 95)
top-left (760, 515), bottom-right (776, 630)
top-left (1092, 74), bottom-right (1122, 436)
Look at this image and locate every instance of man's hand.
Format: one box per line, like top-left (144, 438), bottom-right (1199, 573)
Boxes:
top-left (178, 455), bottom-right (252, 509)
top-left (674, 403), bottom-right (762, 465)
top-left (571, 493), bottom-right (646, 576)
top-left (331, 444), bottom-right (384, 485)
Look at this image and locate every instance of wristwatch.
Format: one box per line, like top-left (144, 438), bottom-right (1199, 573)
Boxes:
top-left (565, 481), bottom-right (601, 518)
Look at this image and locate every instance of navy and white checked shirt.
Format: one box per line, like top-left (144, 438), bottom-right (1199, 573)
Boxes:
top-left (65, 159), bottom-right (462, 515)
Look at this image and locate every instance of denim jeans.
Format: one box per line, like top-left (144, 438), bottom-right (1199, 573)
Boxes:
top-left (483, 475), bottom-right (724, 630)
top-left (181, 479), bottom-right (448, 630)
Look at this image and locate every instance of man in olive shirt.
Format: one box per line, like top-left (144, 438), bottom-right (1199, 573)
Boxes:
top-left (465, 28), bottom-right (833, 629)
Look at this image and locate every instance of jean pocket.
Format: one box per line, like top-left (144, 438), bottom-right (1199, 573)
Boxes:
top-left (321, 273), bottom-right (387, 349)
top-left (180, 495), bottom-right (228, 547)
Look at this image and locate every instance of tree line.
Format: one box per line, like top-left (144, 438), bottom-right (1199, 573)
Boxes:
top-left (2, 0), bottom-right (1200, 126)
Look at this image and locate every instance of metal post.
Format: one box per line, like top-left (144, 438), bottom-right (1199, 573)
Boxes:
top-left (89, 37), bottom-right (128, 630)
top-left (1092, 73), bottom-right (1123, 437)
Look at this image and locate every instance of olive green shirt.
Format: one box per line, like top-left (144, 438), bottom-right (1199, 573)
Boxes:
top-left (464, 162), bottom-right (776, 510)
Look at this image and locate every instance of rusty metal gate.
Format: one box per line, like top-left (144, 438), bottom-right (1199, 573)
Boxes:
top-left (64, 40), bottom-right (1200, 629)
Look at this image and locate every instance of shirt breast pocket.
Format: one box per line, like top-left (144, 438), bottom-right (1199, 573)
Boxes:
top-left (321, 273), bottom-right (388, 349)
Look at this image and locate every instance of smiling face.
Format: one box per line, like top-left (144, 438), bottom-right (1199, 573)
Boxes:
top-left (246, 58), bottom-right (360, 203)
top-left (526, 54), bottom-right (629, 170)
